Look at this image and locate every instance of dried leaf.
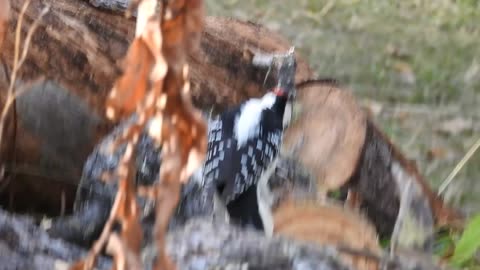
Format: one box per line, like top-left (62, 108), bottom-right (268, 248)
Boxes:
top-left (116, 160), bottom-right (142, 255)
top-left (274, 200), bottom-right (381, 270)
top-left (150, 2), bottom-right (207, 269)
top-left (106, 0), bottom-right (167, 123)
top-left (156, 0), bottom-right (207, 182)
top-left (76, 1), bottom-right (206, 269)
top-left (0, 0), bottom-right (9, 50)
top-left (105, 38), bottom-right (154, 121)
top-left (107, 233), bottom-right (143, 270)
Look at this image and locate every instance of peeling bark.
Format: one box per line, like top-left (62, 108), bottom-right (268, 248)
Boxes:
top-left (347, 120), bottom-right (463, 238)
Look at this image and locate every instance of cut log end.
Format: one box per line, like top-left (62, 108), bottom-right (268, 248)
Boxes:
top-left (282, 80), bottom-right (367, 193)
top-left (273, 200), bottom-right (381, 270)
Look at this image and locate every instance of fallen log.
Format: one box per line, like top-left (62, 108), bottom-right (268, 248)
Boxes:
top-left (0, 208), bottom-right (445, 270)
top-left (0, 208), bottom-right (111, 270)
top-left (0, 207), bottom-right (351, 270)
top-left (1, 0), bottom-right (313, 113)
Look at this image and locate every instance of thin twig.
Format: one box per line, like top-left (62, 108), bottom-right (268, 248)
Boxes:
top-left (0, 1), bottom-right (49, 148)
top-left (83, 173), bottom-right (125, 270)
top-left (8, 0), bottom-right (30, 92)
top-left (438, 136), bottom-right (480, 195)
top-left (0, 0), bottom-right (29, 150)
top-left (0, 2), bottom-right (48, 195)
top-left (17, 6), bottom-right (51, 68)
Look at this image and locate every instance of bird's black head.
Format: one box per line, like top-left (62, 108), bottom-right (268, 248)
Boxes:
top-left (271, 47), bottom-right (297, 99)
top-left (252, 47), bottom-right (297, 99)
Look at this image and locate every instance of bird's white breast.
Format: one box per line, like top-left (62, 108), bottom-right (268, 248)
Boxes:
top-left (234, 93), bottom-right (276, 148)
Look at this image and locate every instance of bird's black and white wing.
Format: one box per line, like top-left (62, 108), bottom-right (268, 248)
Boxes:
top-left (204, 104), bottom-right (282, 202)
top-left (202, 99), bottom-right (284, 234)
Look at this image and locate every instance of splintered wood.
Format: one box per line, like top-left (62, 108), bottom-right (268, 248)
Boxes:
top-left (274, 201), bottom-right (381, 270)
top-left (71, 0), bottom-right (207, 270)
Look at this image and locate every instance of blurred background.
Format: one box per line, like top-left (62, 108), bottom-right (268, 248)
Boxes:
top-left (206, 0), bottom-right (480, 216)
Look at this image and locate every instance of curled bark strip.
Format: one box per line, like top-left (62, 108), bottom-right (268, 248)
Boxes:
top-left (348, 120), bottom-right (463, 237)
top-left (77, 145), bottom-right (143, 269)
top-left (72, 1), bottom-right (207, 269)
top-left (148, 1), bottom-right (207, 269)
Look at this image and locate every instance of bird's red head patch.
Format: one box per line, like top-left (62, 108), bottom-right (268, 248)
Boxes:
top-left (272, 87), bottom-right (287, 97)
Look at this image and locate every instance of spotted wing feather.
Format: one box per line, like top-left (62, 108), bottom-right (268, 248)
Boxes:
top-left (203, 106), bottom-right (283, 204)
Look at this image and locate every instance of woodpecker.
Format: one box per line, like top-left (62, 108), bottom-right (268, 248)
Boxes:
top-left (202, 48), bottom-right (296, 236)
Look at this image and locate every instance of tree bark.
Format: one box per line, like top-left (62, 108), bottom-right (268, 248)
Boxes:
top-left (1, 0), bottom-right (313, 113)
top-left (0, 208), bottom-right (350, 270)
top-left (348, 119), bottom-right (463, 240)
top-left (0, 208), bottom-right (445, 270)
